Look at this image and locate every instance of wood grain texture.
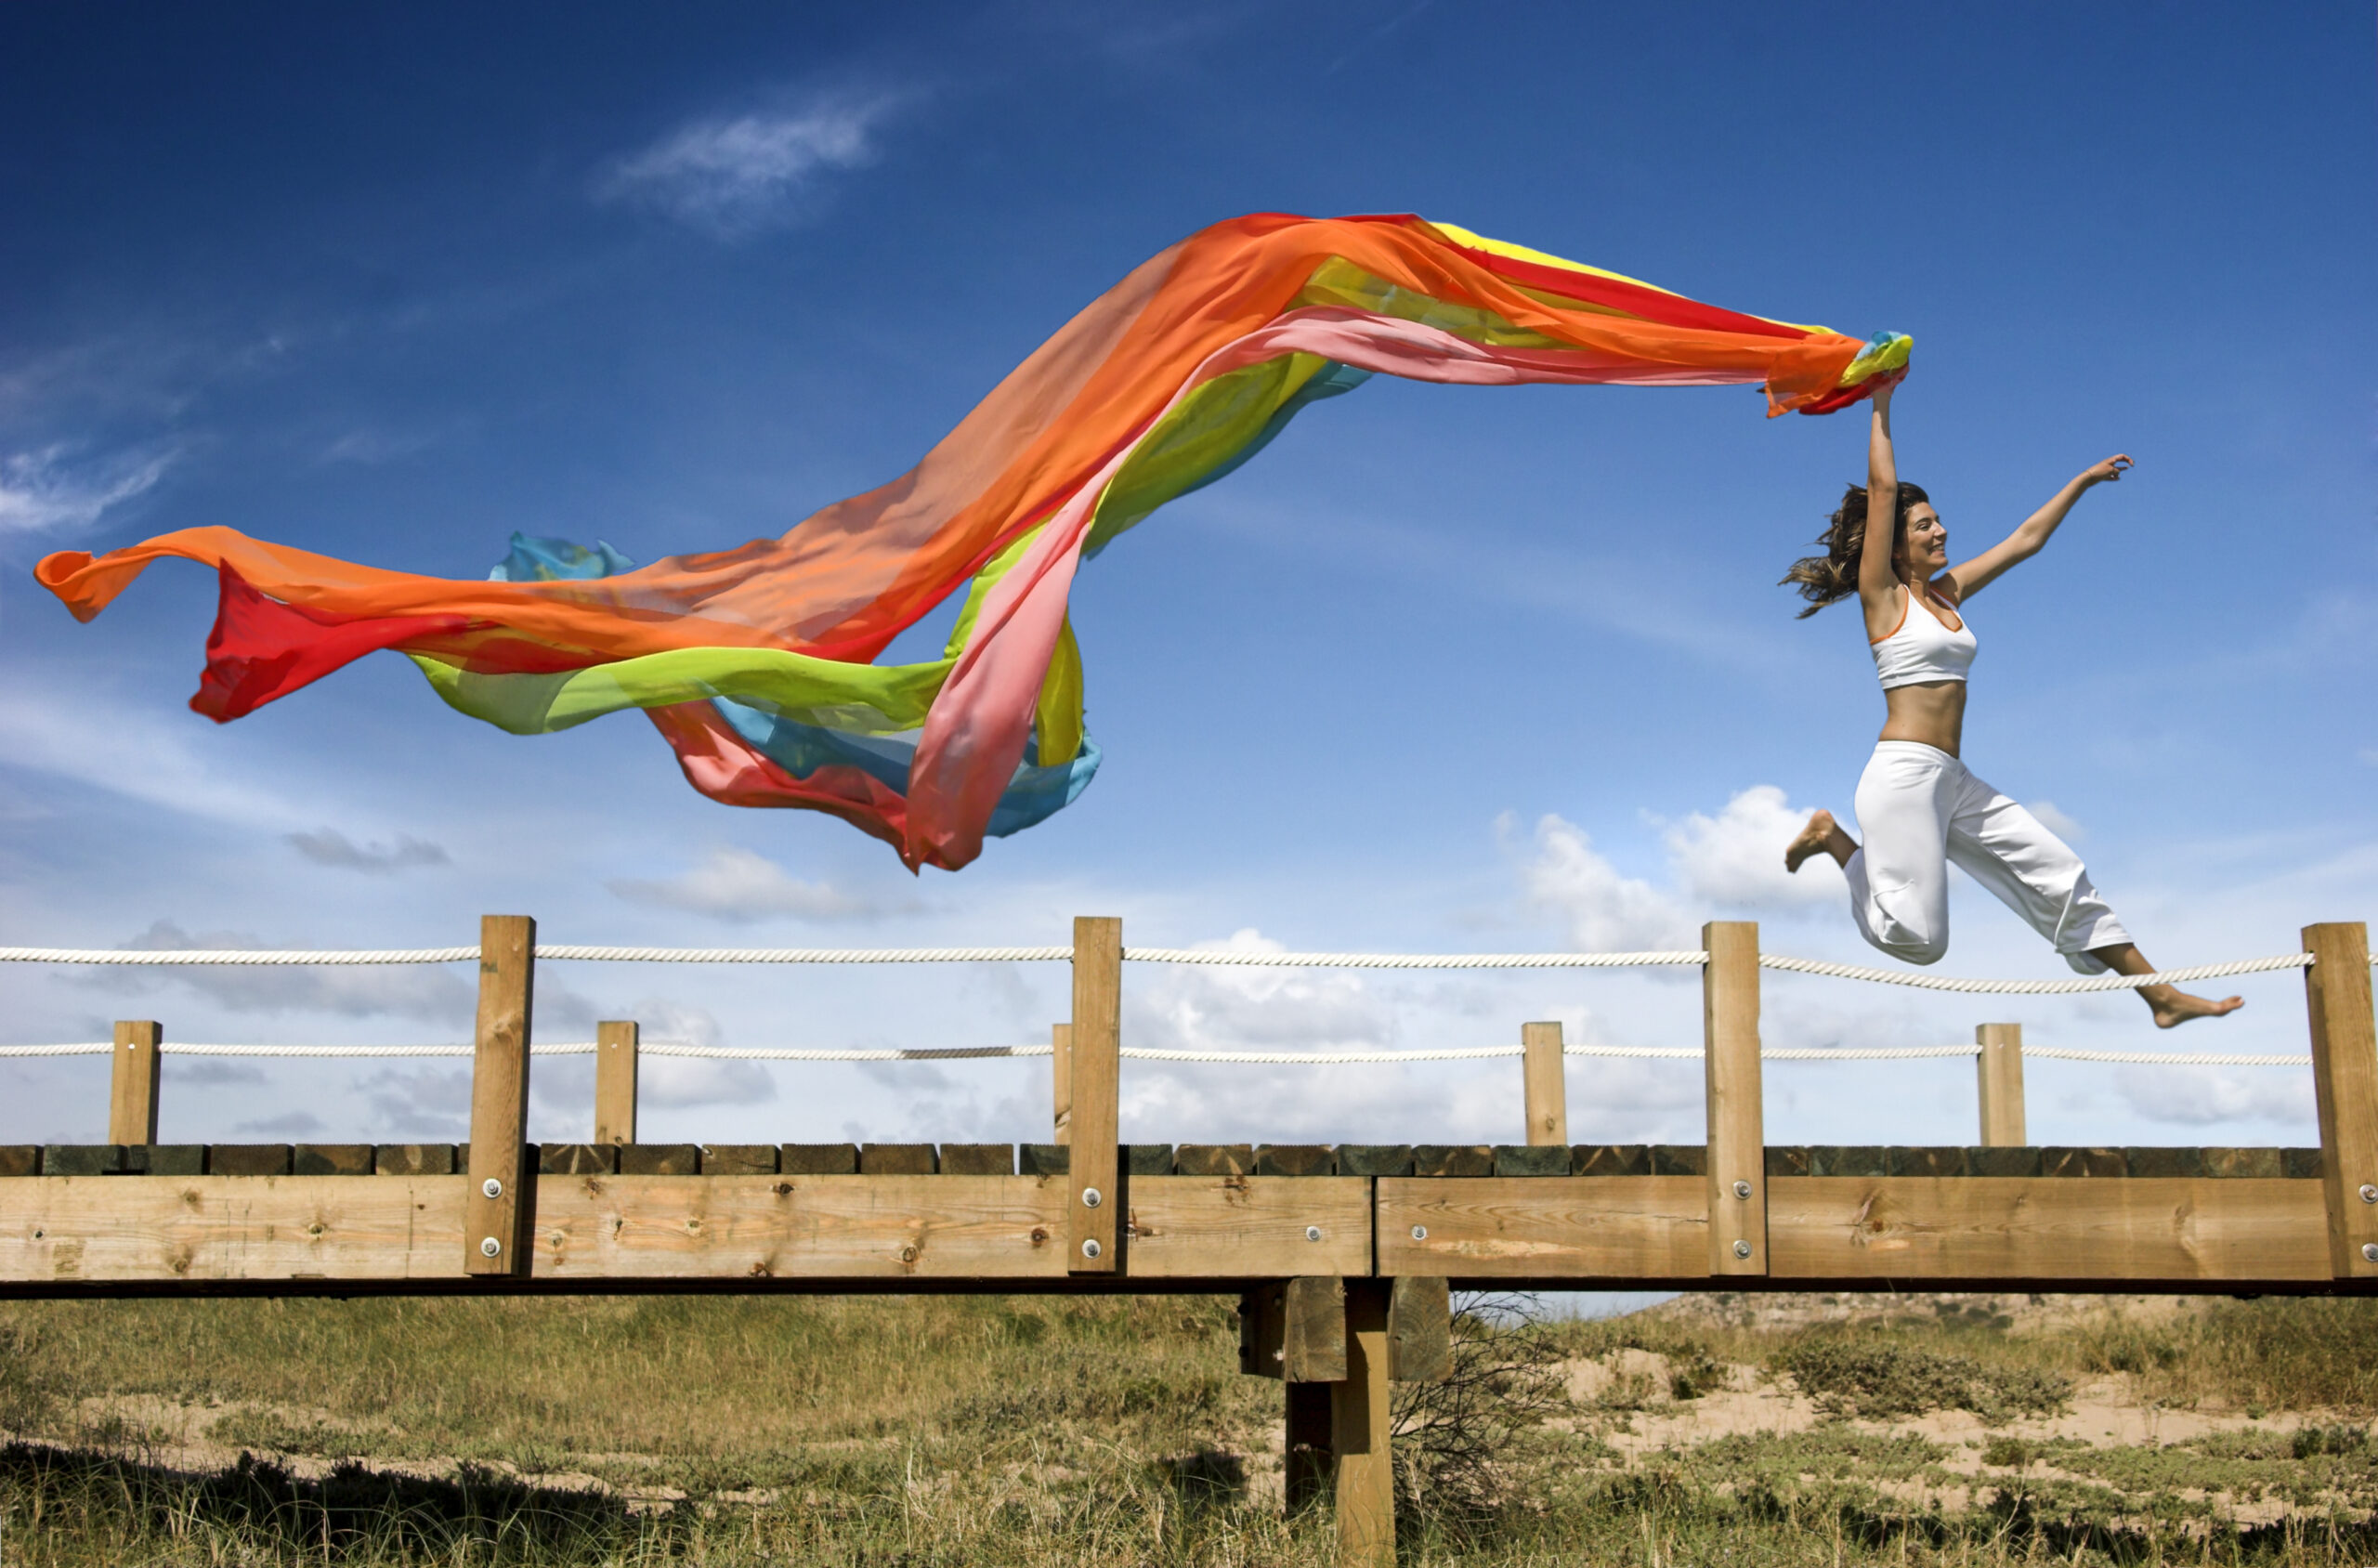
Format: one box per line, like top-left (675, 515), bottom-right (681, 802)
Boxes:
top-left (1123, 1175), bottom-right (1371, 1278)
top-left (529, 1175), bottom-right (1069, 1280)
top-left (1377, 1177), bottom-right (1707, 1278)
top-left (2303, 922), bottom-right (2378, 1278)
top-left (1522, 1022), bottom-right (1566, 1146)
top-left (1332, 1279), bottom-right (1395, 1568)
top-left (0, 1176), bottom-right (466, 1282)
top-left (1068, 918), bottom-right (1120, 1274)
top-left (1283, 1275), bottom-right (1346, 1382)
top-left (1051, 1023), bottom-right (1072, 1145)
top-left (1766, 1177), bottom-right (2330, 1282)
top-left (1703, 921), bottom-right (1766, 1276)
top-left (108, 1022), bottom-right (163, 1147)
top-left (464, 915), bottom-right (535, 1277)
top-left (1976, 1024), bottom-right (2026, 1147)
top-left (594, 1022), bottom-right (638, 1147)
top-left (1387, 1275), bottom-right (1451, 1382)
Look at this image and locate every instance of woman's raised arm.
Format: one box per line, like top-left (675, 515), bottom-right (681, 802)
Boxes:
top-left (1944, 454), bottom-right (2132, 600)
top-left (1857, 382), bottom-right (1904, 640)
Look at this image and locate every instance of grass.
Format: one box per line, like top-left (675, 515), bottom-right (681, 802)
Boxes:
top-left (1, 1291), bottom-right (2373, 1564)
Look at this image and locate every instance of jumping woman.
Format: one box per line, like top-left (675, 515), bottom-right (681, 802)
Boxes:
top-left (1779, 380), bottom-right (2241, 1027)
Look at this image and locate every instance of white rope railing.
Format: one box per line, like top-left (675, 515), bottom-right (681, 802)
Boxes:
top-left (1757, 951), bottom-right (2317, 993)
top-left (0, 947), bottom-right (478, 967)
top-left (1120, 947), bottom-right (1708, 970)
top-left (537, 946), bottom-right (1073, 965)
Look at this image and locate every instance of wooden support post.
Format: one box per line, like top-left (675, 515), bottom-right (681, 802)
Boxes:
top-left (1051, 1022), bottom-right (1073, 1145)
top-left (1330, 1279), bottom-right (1395, 1568)
top-left (2303, 921), bottom-right (2378, 1279)
top-left (1068, 917), bottom-right (1121, 1274)
top-left (1703, 921), bottom-right (1766, 1276)
top-left (594, 1021), bottom-right (638, 1146)
top-left (1522, 1021), bottom-right (1566, 1146)
top-left (1387, 1275), bottom-right (1452, 1382)
top-left (464, 915), bottom-right (536, 1278)
top-left (1976, 1023), bottom-right (2026, 1146)
top-left (1284, 1381), bottom-right (1332, 1514)
top-left (108, 1021), bottom-right (163, 1146)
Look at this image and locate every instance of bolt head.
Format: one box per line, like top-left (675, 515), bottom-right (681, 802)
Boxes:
top-left (481, 1177), bottom-right (503, 1200)
top-left (2365, 1242), bottom-right (2378, 1264)
top-left (2360, 1183), bottom-right (2378, 1205)
top-left (1411, 1224), bottom-right (1429, 1241)
top-left (1305, 1225), bottom-right (1323, 1242)
top-left (478, 1236), bottom-right (502, 1258)
top-left (1080, 1238), bottom-right (1102, 1261)
top-left (1731, 1239), bottom-right (1753, 1260)
top-left (1080, 1186), bottom-right (1103, 1209)
top-left (1732, 1180), bottom-right (1754, 1200)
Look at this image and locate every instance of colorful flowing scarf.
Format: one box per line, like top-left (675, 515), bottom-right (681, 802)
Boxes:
top-left (36, 213), bottom-right (1908, 870)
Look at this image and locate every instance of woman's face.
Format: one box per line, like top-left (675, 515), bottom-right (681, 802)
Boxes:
top-left (1897, 503), bottom-right (1949, 577)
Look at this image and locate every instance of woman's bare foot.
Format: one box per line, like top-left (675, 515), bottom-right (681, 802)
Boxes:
top-left (2145, 987), bottom-right (2245, 1029)
top-left (1784, 810), bottom-right (1857, 873)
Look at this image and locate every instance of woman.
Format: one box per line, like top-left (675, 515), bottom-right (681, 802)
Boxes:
top-left (1779, 380), bottom-right (2240, 1027)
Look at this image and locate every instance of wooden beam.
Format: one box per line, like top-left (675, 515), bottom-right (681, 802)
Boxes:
top-left (1766, 1176), bottom-right (2330, 1282)
top-left (1068, 917), bottom-right (1121, 1274)
top-left (2, 1176), bottom-right (466, 1282)
top-left (594, 1021), bottom-right (638, 1147)
top-left (2304, 921), bottom-right (2378, 1279)
top-left (1284, 1275), bottom-right (1347, 1381)
top-left (1284, 1381), bottom-right (1331, 1514)
top-left (1522, 1021), bottom-right (1566, 1146)
top-left (1703, 921), bottom-right (1765, 1276)
top-left (108, 1021), bottom-right (163, 1146)
top-left (1122, 1175), bottom-right (1371, 1278)
top-left (1387, 1275), bottom-right (1452, 1382)
top-left (1051, 1022), bottom-right (1073, 1145)
top-left (1331, 1279), bottom-right (1395, 1568)
top-left (1377, 1177), bottom-right (1706, 1278)
top-left (1976, 1023), bottom-right (2026, 1147)
top-left (464, 915), bottom-right (536, 1279)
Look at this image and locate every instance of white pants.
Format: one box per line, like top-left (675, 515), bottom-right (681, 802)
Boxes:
top-left (1847, 741), bottom-right (2131, 973)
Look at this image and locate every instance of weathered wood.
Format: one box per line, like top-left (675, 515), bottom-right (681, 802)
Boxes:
top-left (1493, 1145), bottom-right (1568, 1178)
top-left (1331, 1279), bottom-right (1395, 1568)
top-left (594, 1021), bottom-right (638, 1146)
top-left (700, 1145), bottom-right (778, 1176)
top-left (1051, 1022), bottom-right (1073, 1145)
top-left (1123, 1176), bottom-right (1371, 1278)
top-left (1068, 916), bottom-right (1122, 1274)
top-left (939, 1144), bottom-right (1016, 1177)
top-left (1976, 1023), bottom-right (2026, 1146)
top-left (292, 1144), bottom-right (373, 1176)
top-left (464, 915), bottom-right (536, 1278)
top-left (1387, 1275), bottom-right (1452, 1382)
top-left (1378, 1177), bottom-right (1707, 1278)
top-left (859, 1144), bottom-right (935, 1176)
top-left (1521, 1020), bottom-right (1566, 1146)
top-left (540, 1144), bottom-right (617, 1177)
top-left (1173, 1144), bottom-right (1255, 1176)
top-left (529, 1174), bottom-right (1068, 1280)
top-left (1766, 1177), bottom-right (2330, 1282)
top-left (1703, 921), bottom-right (1765, 1276)
top-left (1284, 1275), bottom-right (1347, 1381)
top-left (0, 1176), bottom-right (466, 1282)
top-left (1338, 1145), bottom-right (1415, 1177)
top-left (1239, 1284), bottom-right (1285, 1375)
top-left (108, 1022), bottom-right (163, 1146)
top-left (780, 1144), bottom-right (858, 1176)
top-left (1284, 1380), bottom-right (1331, 1514)
top-left (209, 1145), bottom-right (292, 1177)
top-left (375, 1144), bottom-right (455, 1177)
top-left (1255, 1145), bottom-right (1336, 1177)
top-left (619, 1144), bottom-right (699, 1176)
top-left (2304, 921), bottom-right (2378, 1279)
top-left (1413, 1144), bottom-right (1492, 1177)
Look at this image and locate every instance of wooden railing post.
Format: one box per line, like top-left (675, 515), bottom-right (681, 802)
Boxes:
top-left (2303, 921), bottom-right (2378, 1280)
top-left (1284, 1381), bottom-right (1332, 1513)
top-left (1330, 1279), bottom-right (1395, 1568)
top-left (1522, 1021), bottom-right (1567, 1146)
top-left (1051, 1023), bottom-right (1074, 1145)
top-left (1976, 1023), bottom-right (2026, 1146)
top-left (108, 1021), bottom-right (163, 1146)
top-left (1703, 921), bottom-right (1766, 1276)
top-left (465, 915), bottom-right (536, 1278)
top-left (594, 1020), bottom-right (638, 1146)
top-left (1068, 917), bottom-right (1121, 1274)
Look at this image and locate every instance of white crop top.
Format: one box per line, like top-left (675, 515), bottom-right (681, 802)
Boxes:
top-left (1870, 584), bottom-right (1977, 688)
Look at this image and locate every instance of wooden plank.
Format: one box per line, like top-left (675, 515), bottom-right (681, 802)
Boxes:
top-left (0, 1176), bottom-right (465, 1283)
top-left (1767, 1177), bottom-right (2331, 1282)
top-left (1283, 1275), bottom-right (1346, 1381)
top-left (529, 1174), bottom-right (1069, 1280)
top-left (1976, 1023), bottom-right (2025, 1146)
top-left (1703, 921), bottom-right (1766, 1276)
top-left (1377, 1177), bottom-right (1706, 1278)
top-left (464, 915), bottom-right (535, 1278)
top-left (1331, 1279), bottom-right (1395, 1568)
top-left (1387, 1275), bottom-right (1451, 1382)
top-left (1068, 916), bottom-right (1121, 1274)
top-left (594, 1021), bottom-right (638, 1146)
top-left (1122, 1175), bottom-right (1371, 1278)
top-left (1051, 1022), bottom-right (1072, 1145)
top-left (108, 1022), bottom-right (163, 1146)
top-left (2304, 921), bottom-right (2378, 1279)
top-left (1522, 1021), bottom-right (1566, 1146)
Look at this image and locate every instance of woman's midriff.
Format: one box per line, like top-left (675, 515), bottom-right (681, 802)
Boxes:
top-left (1879, 680), bottom-right (1966, 756)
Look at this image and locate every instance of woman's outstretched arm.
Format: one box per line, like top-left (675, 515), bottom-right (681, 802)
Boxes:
top-left (1944, 453), bottom-right (2132, 600)
top-left (1857, 381), bottom-right (1904, 641)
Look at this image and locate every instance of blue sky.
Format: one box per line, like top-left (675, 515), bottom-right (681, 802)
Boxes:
top-left (1, 1), bottom-right (2371, 1157)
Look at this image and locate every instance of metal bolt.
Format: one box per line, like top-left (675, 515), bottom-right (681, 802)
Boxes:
top-left (1305, 1225), bottom-right (1323, 1242)
top-left (1731, 1239), bottom-right (1753, 1259)
top-left (2360, 1183), bottom-right (2378, 1205)
top-left (1080, 1186), bottom-right (1103, 1209)
top-left (478, 1236), bottom-right (502, 1258)
top-left (1411, 1224), bottom-right (1429, 1241)
top-left (2365, 1242), bottom-right (2378, 1264)
top-left (482, 1178), bottom-right (503, 1199)
top-left (1732, 1180), bottom-right (1753, 1200)
top-left (1081, 1238), bottom-right (1102, 1261)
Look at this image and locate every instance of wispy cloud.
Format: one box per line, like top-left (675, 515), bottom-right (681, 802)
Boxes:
top-left (608, 847), bottom-right (905, 923)
top-left (287, 829), bottom-right (451, 875)
top-left (594, 91), bottom-right (907, 236)
top-left (0, 442), bottom-right (173, 533)
top-left (0, 688), bottom-right (308, 830)
top-left (90, 921), bottom-right (477, 1023)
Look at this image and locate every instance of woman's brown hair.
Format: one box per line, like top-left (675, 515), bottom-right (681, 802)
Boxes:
top-left (1779, 480), bottom-right (1932, 618)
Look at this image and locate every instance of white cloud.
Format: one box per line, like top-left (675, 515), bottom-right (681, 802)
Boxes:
top-left (1517, 815), bottom-right (1696, 953)
top-left (2027, 800), bottom-right (2084, 843)
top-left (0, 442), bottom-right (172, 533)
top-left (89, 920), bottom-right (477, 1022)
top-left (1659, 785), bottom-right (1845, 908)
top-left (287, 829), bottom-right (451, 874)
top-left (594, 92), bottom-right (903, 235)
top-left (0, 688), bottom-right (307, 830)
top-left (623, 1000), bottom-right (777, 1109)
top-left (2112, 1064), bottom-right (2313, 1128)
top-left (608, 846), bottom-right (895, 923)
